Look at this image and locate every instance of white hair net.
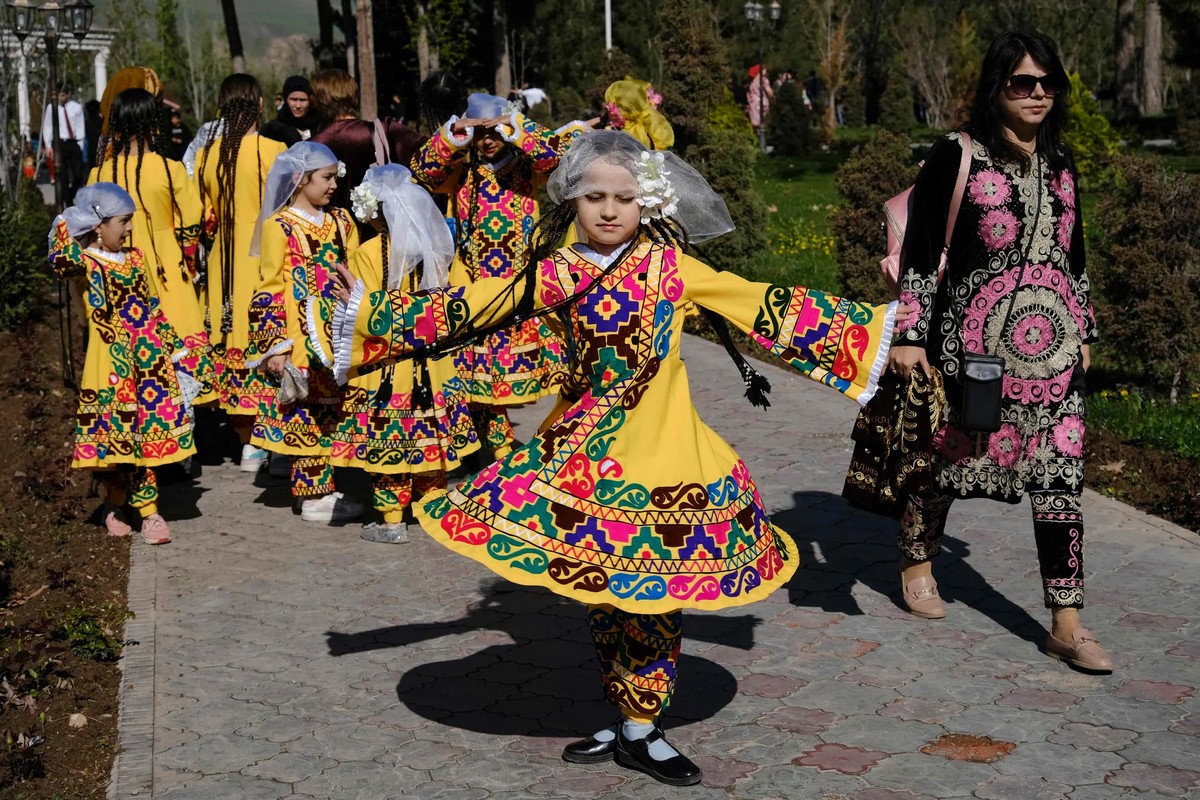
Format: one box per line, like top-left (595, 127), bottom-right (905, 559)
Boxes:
top-left (182, 119), bottom-right (223, 179)
top-left (59, 182), bottom-right (136, 238)
top-left (353, 164), bottom-right (455, 290)
top-left (546, 130), bottom-right (734, 244)
top-left (249, 141), bottom-right (342, 256)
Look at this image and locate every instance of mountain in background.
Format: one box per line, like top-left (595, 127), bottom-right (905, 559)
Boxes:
top-left (94, 0), bottom-right (319, 60)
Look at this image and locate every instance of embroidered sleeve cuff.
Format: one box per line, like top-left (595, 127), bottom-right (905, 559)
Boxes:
top-left (857, 301), bottom-right (899, 407)
top-left (245, 338), bottom-right (293, 369)
top-left (498, 111), bottom-right (522, 143)
top-left (332, 279), bottom-right (366, 385)
top-left (170, 346), bottom-right (190, 364)
top-left (442, 116), bottom-right (473, 148)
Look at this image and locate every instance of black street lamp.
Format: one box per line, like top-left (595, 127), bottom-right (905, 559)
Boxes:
top-left (744, 0), bottom-right (782, 153)
top-left (6, 0), bottom-right (93, 211)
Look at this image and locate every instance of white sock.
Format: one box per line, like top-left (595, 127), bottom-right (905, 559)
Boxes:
top-left (622, 719), bottom-right (680, 761)
top-left (591, 722), bottom-right (618, 743)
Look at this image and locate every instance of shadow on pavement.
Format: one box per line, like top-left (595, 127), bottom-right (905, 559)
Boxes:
top-left (775, 490), bottom-right (1045, 644)
top-left (327, 580), bottom-right (755, 736)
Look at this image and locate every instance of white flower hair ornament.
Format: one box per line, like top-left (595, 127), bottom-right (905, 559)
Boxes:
top-left (336, 160), bottom-right (347, 178)
top-left (350, 183), bottom-right (379, 223)
top-left (635, 150), bottom-right (679, 225)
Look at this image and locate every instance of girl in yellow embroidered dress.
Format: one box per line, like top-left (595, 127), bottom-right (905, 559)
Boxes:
top-left (48, 184), bottom-right (196, 545)
top-left (247, 142), bottom-right (362, 522)
top-left (331, 132), bottom-right (903, 785)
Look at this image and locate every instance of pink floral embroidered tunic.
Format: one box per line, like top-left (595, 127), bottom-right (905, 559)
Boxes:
top-left (896, 132), bottom-right (1096, 501)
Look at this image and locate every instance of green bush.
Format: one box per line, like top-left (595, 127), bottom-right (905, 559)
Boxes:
top-left (0, 181), bottom-right (54, 331)
top-left (688, 124), bottom-right (769, 275)
top-left (879, 63), bottom-right (915, 133)
top-left (1177, 82), bottom-right (1200, 156)
top-left (829, 129), bottom-right (919, 304)
top-left (765, 80), bottom-right (812, 157)
top-left (655, 0), bottom-right (727, 153)
top-left (1063, 72), bottom-right (1119, 185)
top-left (1088, 154), bottom-right (1200, 398)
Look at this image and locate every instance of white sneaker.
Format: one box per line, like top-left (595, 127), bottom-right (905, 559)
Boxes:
top-left (267, 451), bottom-right (291, 479)
top-left (300, 492), bottom-right (364, 523)
top-left (239, 444), bottom-right (267, 473)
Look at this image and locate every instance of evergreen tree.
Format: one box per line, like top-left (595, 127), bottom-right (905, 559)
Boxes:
top-left (655, 0), bottom-right (728, 152)
top-left (878, 62), bottom-right (914, 132)
top-left (765, 80), bottom-right (812, 156)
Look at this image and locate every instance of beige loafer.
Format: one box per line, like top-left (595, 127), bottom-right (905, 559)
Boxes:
top-left (1045, 627), bottom-right (1114, 673)
top-left (899, 568), bottom-right (946, 619)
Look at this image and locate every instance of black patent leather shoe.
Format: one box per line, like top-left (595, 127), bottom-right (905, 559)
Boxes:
top-left (561, 727), bottom-right (618, 764)
top-left (614, 726), bottom-right (703, 786)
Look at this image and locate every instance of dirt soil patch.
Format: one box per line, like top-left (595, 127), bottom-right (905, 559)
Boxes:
top-left (0, 315), bottom-right (129, 799)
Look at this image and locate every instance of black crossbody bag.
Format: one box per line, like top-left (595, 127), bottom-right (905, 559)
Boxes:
top-left (959, 154), bottom-right (1043, 433)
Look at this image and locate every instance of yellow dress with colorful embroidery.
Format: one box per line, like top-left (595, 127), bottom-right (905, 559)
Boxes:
top-left (48, 221), bottom-right (196, 470)
top-left (330, 234), bottom-right (480, 473)
top-left (248, 206), bottom-right (358, 456)
top-left (196, 134), bottom-right (288, 415)
top-left (87, 153), bottom-right (216, 405)
top-left (410, 114), bottom-right (575, 405)
top-left (334, 239), bottom-right (896, 613)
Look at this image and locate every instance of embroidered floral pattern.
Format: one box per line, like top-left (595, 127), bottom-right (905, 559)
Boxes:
top-left (1057, 207), bottom-right (1075, 250)
top-left (1051, 170), bottom-right (1076, 208)
top-left (979, 208), bottom-right (1019, 251)
top-left (987, 424), bottom-right (1022, 468)
top-left (968, 168), bottom-right (1012, 207)
top-left (1053, 415), bottom-right (1085, 457)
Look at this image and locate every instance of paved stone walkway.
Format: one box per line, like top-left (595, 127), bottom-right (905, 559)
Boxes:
top-left (109, 334), bottom-right (1200, 800)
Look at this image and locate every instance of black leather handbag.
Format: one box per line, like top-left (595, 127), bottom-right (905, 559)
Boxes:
top-left (957, 154), bottom-right (1043, 433)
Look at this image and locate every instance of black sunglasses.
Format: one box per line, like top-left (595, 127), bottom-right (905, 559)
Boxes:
top-left (1007, 73), bottom-right (1061, 98)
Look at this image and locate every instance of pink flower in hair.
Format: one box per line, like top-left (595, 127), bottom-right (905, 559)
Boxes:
top-left (646, 85), bottom-right (663, 108)
top-left (604, 102), bottom-right (626, 130)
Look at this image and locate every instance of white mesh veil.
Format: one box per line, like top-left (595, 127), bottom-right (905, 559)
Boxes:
top-left (249, 141), bottom-right (342, 256)
top-left (546, 130), bottom-right (735, 244)
top-left (59, 182), bottom-right (137, 238)
top-left (354, 164), bottom-right (455, 290)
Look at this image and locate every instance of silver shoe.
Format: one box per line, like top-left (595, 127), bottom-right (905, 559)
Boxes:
top-left (361, 521), bottom-right (409, 543)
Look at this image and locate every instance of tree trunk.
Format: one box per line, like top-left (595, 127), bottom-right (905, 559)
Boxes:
top-left (493, 0), bottom-right (511, 99)
top-left (341, 0), bottom-right (357, 78)
top-left (1143, 0), bottom-right (1164, 115)
top-left (357, 0), bottom-right (376, 118)
top-left (1115, 0), bottom-right (1139, 120)
top-left (220, 0), bottom-right (245, 73)
top-left (414, 2), bottom-right (437, 81)
top-left (316, 0), bottom-right (336, 68)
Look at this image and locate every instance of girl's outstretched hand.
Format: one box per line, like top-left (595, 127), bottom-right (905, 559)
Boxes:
top-left (331, 263), bottom-right (356, 304)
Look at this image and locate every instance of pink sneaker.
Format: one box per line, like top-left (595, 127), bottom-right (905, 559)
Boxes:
top-left (104, 506), bottom-right (132, 537)
top-left (141, 514), bottom-right (172, 545)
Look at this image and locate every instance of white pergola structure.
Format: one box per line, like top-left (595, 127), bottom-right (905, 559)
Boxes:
top-left (3, 26), bottom-right (113, 141)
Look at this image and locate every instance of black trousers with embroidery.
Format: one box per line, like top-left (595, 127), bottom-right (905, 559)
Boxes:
top-left (898, 490), bottom-right (1085, 608)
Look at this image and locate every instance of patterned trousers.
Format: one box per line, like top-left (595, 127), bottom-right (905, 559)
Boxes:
top-left (290, 456), bottom-right (333, 499)
top-left (470, 403), bottom-right (515, 456)
top-left (898, 490), bottom-right (1085, 608)
top-left (587, 605), bottom-right (682, 723)
top-left (100, 467), bottom-right (159, 517)
top-left (372, 472), bottom-right (447, 524)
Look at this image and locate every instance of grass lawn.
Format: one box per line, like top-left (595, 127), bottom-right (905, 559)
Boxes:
top-left (748, 154), bottom-right (843, 290)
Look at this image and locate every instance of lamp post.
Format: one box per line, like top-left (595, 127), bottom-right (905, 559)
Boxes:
top-left (6, 0), bottom-right (93, 211)
top-left (744, 0), bottom-right (782, 153)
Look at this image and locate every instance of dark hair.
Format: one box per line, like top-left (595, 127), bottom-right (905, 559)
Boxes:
top-left (97, 87), bottom-right (185, 282)
top-left (964, 30), bottom-right (1071, 173)
top-left (418, 71), bottom-right (465, 135)
top-left (310, 69), bottom-right (360, 122)
top-left (198, 74), bottom-right (264, 332)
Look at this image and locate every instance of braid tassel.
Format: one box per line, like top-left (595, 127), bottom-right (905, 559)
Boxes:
top-left (699, 307), bottom-right (772, 409)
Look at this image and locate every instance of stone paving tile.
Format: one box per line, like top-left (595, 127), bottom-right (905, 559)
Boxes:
top-left (109, 334), bottom-right (1200, 799)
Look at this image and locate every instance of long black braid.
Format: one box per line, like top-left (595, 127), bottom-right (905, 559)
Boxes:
top-left (198, 74), bottom-right (264, 334)
top-left (97, 88), bottom-right (187, 288)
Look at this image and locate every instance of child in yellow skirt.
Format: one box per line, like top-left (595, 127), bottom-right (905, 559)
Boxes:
top-left (330, 164), bottom-right (481, 543)
top-left (246, 141), bottom-right (363, 523)
top-left (48, 184), bottom-right (199, 545)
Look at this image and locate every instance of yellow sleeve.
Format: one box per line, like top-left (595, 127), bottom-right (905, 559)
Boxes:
top-left (246, 220), bottom-right (291, 367)
top-left (678, 253), bottom-right (896, 405)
